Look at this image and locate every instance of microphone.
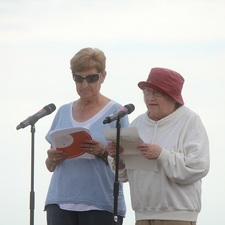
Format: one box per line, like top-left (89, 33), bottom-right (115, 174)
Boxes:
top-left (103, 104), bottom-right (135, 124)
top-left (16, 103), bottom-right (56, 130)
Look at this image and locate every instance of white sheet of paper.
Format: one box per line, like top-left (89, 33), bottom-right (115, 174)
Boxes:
top-left (123, 155), bottom-right (158, 171)
top-left (104, 127), bottom-right (158, 171)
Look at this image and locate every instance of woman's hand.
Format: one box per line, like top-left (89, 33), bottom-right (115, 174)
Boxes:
top-left (107, 141), bottom-right (125, 169)
top-left (81, 140), bottom-right (106, 156)
top-left (81, 140), bottom-right (109, 163)
top-left (107, 141), bottom-right (123, 158)
top-left (137, 143), bottom-right (162, 159)
top-left (45, 148), bottom-right (67, 172)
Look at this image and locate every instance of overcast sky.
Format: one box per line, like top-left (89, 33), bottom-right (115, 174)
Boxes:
top-left (1, 1), bottom-right (225, 224)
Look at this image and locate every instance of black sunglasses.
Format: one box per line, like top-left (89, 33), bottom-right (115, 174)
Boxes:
top-left (72, 72), bottom-right (101, 83)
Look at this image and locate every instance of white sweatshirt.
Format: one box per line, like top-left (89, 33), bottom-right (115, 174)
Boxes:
top-left (110, 106), bottom-right (210, 222)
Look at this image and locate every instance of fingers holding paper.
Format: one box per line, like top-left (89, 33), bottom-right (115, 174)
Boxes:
top-left (107, 141), bottom-right (124, 158)
top-left (81, 140), bottom-right (106, 156)
top-left (47, 148), bottom-right (67, 164)
top-left (137, 143), bottom-right (162, 159)
top-left (46, 148), bottom-right (67, 172)
top-left (107, 141), bottom-right (125, 169)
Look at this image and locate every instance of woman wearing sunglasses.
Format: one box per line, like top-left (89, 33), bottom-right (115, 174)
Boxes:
top-left (44, 47), bottom-right (129, 225)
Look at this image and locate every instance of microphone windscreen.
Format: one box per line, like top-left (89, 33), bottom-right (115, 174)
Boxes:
top-left (44, 103), bottom-right (56, 114)
top-left (124, 104), bottom-right (135, 114)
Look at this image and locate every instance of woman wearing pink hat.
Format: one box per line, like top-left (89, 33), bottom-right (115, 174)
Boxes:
top-left (108, 67), bottom-right (210, 225)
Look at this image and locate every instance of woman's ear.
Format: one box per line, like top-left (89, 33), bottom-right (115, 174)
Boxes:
top-left (101, 71), bottom-right (107, 83)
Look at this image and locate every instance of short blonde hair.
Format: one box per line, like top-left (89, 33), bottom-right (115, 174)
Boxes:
top-left (70, 47), bottom-right (106, 73)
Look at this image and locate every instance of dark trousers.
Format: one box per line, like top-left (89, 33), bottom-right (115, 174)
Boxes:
top-left (46, 204), bottom-right (123, 225)
top-left (136, 220), bottom-right (196, 225)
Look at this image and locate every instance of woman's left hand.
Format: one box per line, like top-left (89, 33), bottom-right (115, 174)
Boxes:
top-left (81, 140), bottom-right (105, 156)
top-left (137, 143), bottom-right (162, 159)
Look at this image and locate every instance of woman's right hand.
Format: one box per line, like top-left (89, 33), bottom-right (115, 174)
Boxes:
top-left (107, 141), bottom-right (124, 157)
top-left (45, 148), bottom-right (67, 172)
top-left (107, 141), bottom-right (125, 169)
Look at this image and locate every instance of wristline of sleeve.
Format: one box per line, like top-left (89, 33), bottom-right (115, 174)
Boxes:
top-left (157, 147), bottom-right (170, 165)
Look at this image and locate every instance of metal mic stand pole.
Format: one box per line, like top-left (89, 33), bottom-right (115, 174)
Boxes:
top-left (29, 120), bottom-right (37, 225)
top-left (113, 116), bottom-right (121, 225)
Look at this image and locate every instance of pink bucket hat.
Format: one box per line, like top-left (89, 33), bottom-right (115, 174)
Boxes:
top-left (138, 67), bottom-right (185, 105)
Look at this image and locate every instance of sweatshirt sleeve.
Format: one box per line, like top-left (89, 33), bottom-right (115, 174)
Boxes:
top-left (158, 113), bottom-right (210, 185)
top-left (108, 156), bottom-right (128, 182)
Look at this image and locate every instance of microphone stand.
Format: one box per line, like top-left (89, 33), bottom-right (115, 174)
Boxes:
top-left (26, 116), bottom-right (39, 225)
top-left (29, 122), bottom-right (36, 225)
top-left (16, 107), bottom-right (56, 225)
top-left (113, 116), bottom-right (121, 225)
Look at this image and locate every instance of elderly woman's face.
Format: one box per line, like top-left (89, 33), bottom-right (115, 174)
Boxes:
top-left (73, 68), bottom-right (106, 100)
top-left (143, 88), bottom-right (176, 121)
